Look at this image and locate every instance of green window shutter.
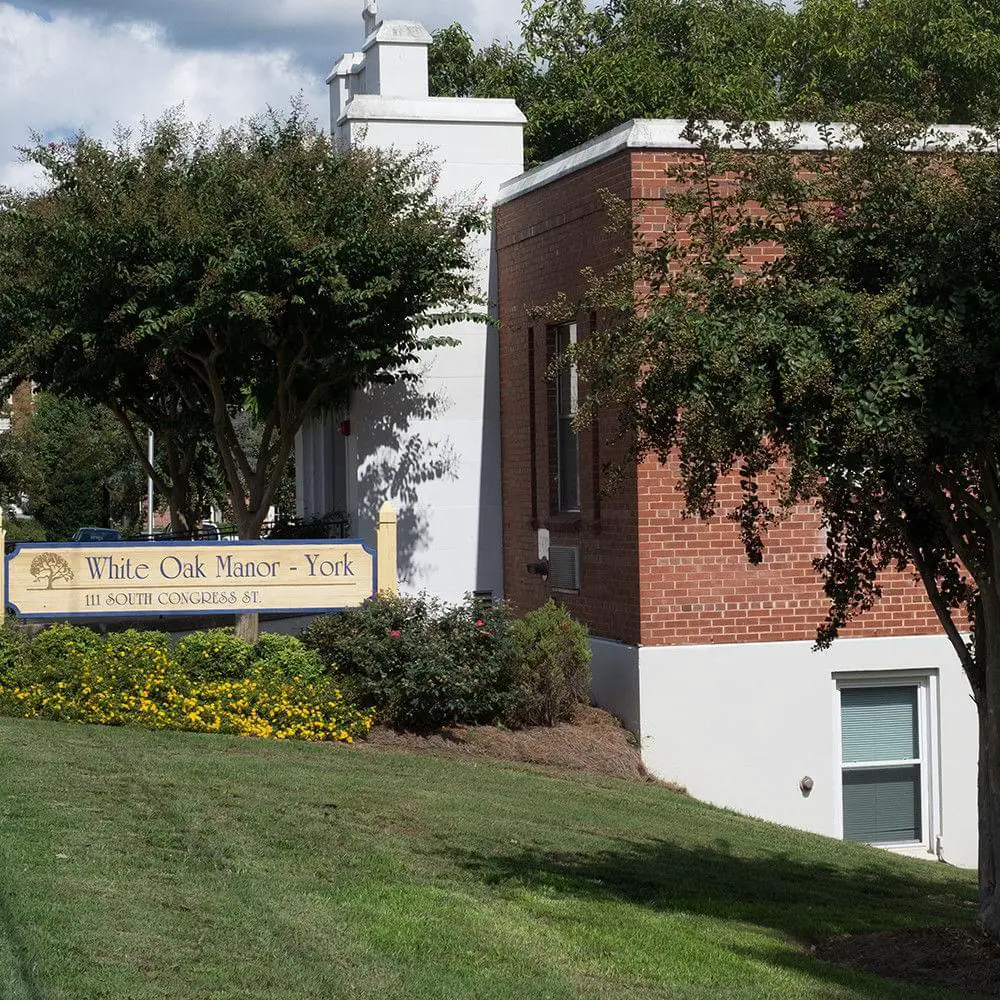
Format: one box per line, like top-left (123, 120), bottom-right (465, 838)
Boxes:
top-left (842, 765), bottom-right (921, 843)
top-left (841, 686), bottom-right (918, 763)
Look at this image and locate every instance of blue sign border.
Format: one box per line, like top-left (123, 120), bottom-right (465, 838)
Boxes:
top-left (4, 538), bottom-right (378, 621)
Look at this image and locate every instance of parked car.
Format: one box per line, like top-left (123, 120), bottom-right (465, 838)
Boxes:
top-left (70, 527), bottom-right (122, 543)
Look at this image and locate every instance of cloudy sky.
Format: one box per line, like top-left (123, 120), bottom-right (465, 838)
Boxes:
top-left (0, 1), bottom-right (525, 188)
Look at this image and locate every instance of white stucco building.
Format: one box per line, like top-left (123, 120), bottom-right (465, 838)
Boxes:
top-left (296, 5), bottom-right (525, 603)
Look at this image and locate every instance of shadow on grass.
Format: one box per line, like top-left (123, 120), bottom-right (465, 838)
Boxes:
top-left (448, 836), bottom-right (976, 941)
top-left (727, 938), bottom-right (975, 999)
top-left (444, 836), bottom-right (979, 996)
top-left (0, 883), bottom-right (43, 1000)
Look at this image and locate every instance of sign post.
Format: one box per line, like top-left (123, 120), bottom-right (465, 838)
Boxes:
top-left (376, 500), bottom-right (397, 595)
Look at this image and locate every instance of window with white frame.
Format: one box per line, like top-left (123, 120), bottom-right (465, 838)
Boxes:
top-left (554, 323), bottom-right (580, 512)
top-left (839, 682), bottom-right (929, 845)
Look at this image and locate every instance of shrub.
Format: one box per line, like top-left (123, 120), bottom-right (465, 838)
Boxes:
top-left (25, 624), bottom-right (104, 684)
top-left (5, 517), bottom-right (46, 543)
top-left (0, 626), bottom-right (371, 743)
top-left (0, 623), bottom-right (29, 687)
top-left (302, 593), bottom-right (515, 730)
top-left (252, 632), bottom-right (325, 684)
top-left (173, 628), bottom-right (252, 681)
top-left (506, 600), bottom-right (591, 727)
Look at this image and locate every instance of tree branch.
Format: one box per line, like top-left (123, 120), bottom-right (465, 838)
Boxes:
top-left (905, 527), bottom-right (977, 681)
top-left (919, 470), bottom-right (987, 577)
top-left (108, 400), bottom-right (171, 497)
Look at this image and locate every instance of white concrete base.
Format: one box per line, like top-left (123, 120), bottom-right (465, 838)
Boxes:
top-left (590, 637), bottom-right (641, 736)
top-left (589, 634), bottom-right (979, 868)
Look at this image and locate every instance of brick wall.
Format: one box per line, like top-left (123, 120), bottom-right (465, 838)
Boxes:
top-left (496, 148), bottom-right (941, 648)
top-left (496, 152), bottom-right (643, 643)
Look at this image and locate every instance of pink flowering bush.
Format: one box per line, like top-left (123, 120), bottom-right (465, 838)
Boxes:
top-left (301, 593), bottom-right (515, 729)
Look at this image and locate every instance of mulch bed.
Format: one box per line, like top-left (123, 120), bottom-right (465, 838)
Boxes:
top-left (358, 705), bottom-right (683, 788)
top-left (815, 927), bottom-right (1000, 998)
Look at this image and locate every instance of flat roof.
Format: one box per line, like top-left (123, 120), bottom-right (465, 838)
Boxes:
top-left (496, 118), bottom-right (984, 205)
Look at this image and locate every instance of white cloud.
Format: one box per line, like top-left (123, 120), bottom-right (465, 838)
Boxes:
top-left (0, 0), bottom-right (530, 190)
top-left (0, 4), bottom-right (321, 188)
top-left (14, 1), bottom-right (526, 66)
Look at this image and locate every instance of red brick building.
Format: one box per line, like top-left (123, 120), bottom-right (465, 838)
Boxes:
top-left (494, 120), bottom-right (977, 867)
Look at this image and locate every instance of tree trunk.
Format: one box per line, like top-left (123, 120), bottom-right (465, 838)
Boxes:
top-left (234, 613), bottom-right (259, 645)
top-left (975, 595), bottom-right (1000, 941)
top-left (233, 508), bottom-right (266, 646)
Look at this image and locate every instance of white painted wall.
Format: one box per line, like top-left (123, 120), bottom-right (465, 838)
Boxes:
top-left (297, 14), bottom-right (524, 601)
top-left (590, 634), bottom-right (979, 868)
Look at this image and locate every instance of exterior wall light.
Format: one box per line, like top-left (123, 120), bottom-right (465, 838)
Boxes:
top-left (527, 557), bottom-right (549, 580)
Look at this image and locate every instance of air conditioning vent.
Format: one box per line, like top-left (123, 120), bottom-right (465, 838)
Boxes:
top-left (549, 545), bottom-right (580, 592)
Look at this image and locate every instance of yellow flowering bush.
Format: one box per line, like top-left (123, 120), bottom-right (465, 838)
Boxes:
top-left (0, 625), bottom-right (372, 743)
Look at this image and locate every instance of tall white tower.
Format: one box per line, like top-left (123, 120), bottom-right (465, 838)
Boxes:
top-left (295, 7), bottom-right (525, 600)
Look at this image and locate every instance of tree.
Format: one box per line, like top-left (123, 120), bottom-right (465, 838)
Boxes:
top-left (432, 0), bottom-right (788, 165)
top-left (430, 0), bottom-right (1000, 165)
top-left (784, 0), bottom-right (1000, 122)
top-left (566, 115), bottom-right (1000, 937)
top-left (0, 104), bottom-right (482, 541)
top-left (29, 553), bottom-right (73, 590)
top-left (15, 393), bottom-right (146, 540)
top-left (429, 23), bottom-right (537, 103)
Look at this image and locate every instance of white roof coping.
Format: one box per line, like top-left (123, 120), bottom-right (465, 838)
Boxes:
top-left (496, 118), bottom-right (988, 205)
top-left (338, 95), bottom-right (527, 127)
top-left (326, 51), bottom-right (364, 83)
top-left (362, 19), bottom-right (433, 51)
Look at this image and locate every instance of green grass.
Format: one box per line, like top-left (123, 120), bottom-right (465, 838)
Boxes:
top-left (0, 718), bottom-right (979, 999)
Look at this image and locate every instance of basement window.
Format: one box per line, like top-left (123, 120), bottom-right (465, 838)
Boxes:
top-left (839, 681), bottom-right (931, 846)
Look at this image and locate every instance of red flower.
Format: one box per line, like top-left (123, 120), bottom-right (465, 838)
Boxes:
top-left (474, 619), bottom-right (485, 627)
top-left (389, 629), bottom-right (401, 638)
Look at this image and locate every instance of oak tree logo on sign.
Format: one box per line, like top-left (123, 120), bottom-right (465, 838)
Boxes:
top-left (29, 553), bottom-right (74, 590)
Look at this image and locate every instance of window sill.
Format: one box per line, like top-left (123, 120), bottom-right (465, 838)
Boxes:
top-left (532, 514), bottom-right (602, 534)
top-left (869, 841), bottom-right (937, 862)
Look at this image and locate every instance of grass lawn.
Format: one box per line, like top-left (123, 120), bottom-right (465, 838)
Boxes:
top-left (0, 717), bottom-right (980, 999)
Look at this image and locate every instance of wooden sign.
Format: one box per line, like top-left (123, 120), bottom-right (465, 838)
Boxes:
top-left (4, 539), bottom-right (379, 620)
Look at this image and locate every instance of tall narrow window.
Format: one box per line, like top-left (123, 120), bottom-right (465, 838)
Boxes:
top-left (555, 323), bottom-right (580, 512)
top-left (841, 685), bottom-right (923, 844)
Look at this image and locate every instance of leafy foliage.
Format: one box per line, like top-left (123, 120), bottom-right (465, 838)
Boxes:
top-left (786, 0), bottom-right (1000, 121)
top-left (431, 0), bottom-right (1000, 165)
top-left (4, 517), bottom-right (46, 543)
top-left (507, 600), bottom-right (592, 726)
top-left (0, 625), bottom-right (370, 742)
top-left (302, 594), bottom-right (516, 730)
top-left (0, 623), bottom-right (29, 688)
top-left (13, 392), bottom-right (145, 540)
top-left (251, 632), bottom-right (325, 685)
top-left (0, 102), bottom-right (484, 540)
top-left (173, 628), bottom-right (253, 682)
top-left (303, 594), bottom-right (595, 731)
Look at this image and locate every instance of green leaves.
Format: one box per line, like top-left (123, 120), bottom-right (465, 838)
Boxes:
top-left (0, 101), bottom-right (484, 538)
top-left (572, 115), bottom-right (1000, 662)
top-left (432, 1), bottom-right (1000, 166)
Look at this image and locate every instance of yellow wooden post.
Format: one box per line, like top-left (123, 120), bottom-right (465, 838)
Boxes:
top-left (376, 500), bottom-right (398, 595)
